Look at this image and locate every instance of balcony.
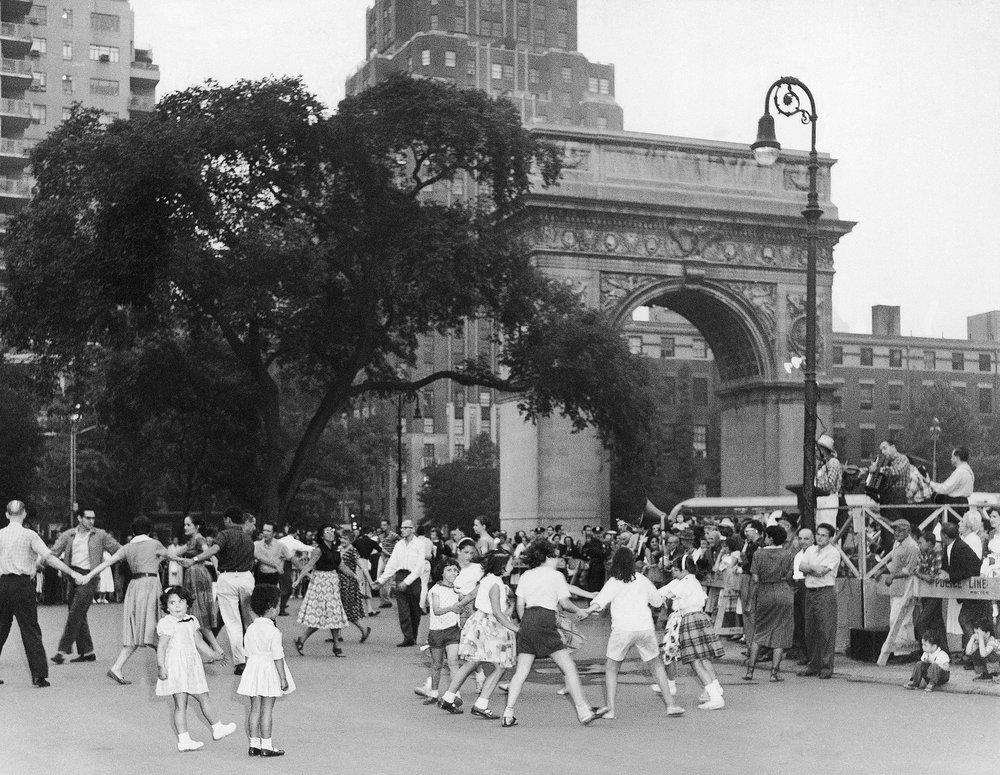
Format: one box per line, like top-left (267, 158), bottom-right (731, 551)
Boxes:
top-left (0, 175), bottom-right (31, 205)
top-left (130, 60), bottom-right (160, 88)
top-left (128, 94), bottom-right (156, 113)
top-left (0, 57), bottom-right (33, 93)
top-left (0, 97), bottom-right (31, 132)
top-left (1, 0), bottom-right (35, 18)
top-left (0, 137), bottom-right (33, 169)
top-left (0, 22), bottom-right (32, 58)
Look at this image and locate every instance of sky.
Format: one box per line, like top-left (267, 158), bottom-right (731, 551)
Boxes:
top-left (130, 0), bottom-right (1000, 339)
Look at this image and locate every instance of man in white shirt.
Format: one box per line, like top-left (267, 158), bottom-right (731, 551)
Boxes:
top-left (797, 523), bottom-right (841, 679)
top-left (930, 446), bottom-right (974, 516)
top-left (791, 528), bottom-right (813, 664)
top-left (374, 519), bottom-right (428, 646)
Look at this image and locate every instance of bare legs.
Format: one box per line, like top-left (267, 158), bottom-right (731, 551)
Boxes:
top-left (109, 645), bottom-right (139, 679)
top-left (247, 696), bottom-right (276, 740)
top-left (505, 649), bottom-right (599, 722)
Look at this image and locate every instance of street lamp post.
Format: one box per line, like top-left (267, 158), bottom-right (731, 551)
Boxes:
top-left (751, 76), bottom-right (822, 530)
top-left (396, 393), bottom-right (405, 528)
top-left (929, 417), bottom-right (942, 481)
top-left (68, 404), bottom-right (97, 520)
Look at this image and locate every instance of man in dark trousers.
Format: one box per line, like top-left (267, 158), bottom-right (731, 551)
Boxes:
top-left (373, 519), bottom-right (427, 647)
top-left (49, 509), bottom-right (121, 665)
top-left (938, 522), bottom-right (987, 664)
top-left (0, 500), bottom-right (84, 687)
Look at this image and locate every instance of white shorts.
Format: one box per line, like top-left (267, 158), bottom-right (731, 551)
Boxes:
top-left (606, 628), bottom-right (660, 662)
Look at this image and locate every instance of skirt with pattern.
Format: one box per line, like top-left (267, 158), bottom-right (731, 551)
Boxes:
top-left (338, 569), bottom-right (363, 623)
top-left (183, 563), bottom-right (216, 629)
top-left (662, 610), bottom-right (725, 665)
top-left (458, 610), bottom-right (516, 668)
top-left (297, 570), bottom-right (348, 629)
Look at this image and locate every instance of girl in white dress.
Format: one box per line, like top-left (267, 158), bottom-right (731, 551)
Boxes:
top-left (237, 585), bottom-right (295, 758)
top-left (155, 586), bottom-right (236, 752)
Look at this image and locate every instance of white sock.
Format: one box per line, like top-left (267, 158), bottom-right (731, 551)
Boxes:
top-left (575, 702), bottom-right (591, 719)
top-left (250, 737), bottom-right (261, 748)
top-left (706, 680), bottom-right (722, 699)
top-left (429, 690), bottom-right (439, 698)
top-left (473, 697), bottom-right (489, 710)
top-left (262, 738), bottom-right (273, 751)
top-left (178, 732), bottom-right (193, 745)
top-left (423, 676), bottom-right (432, 690)
top-left (666, 679), bottom-right (677, 695)
top-left (504, 705), bottom-right (514, 717)
top-left (442, 691), bottom-right (456, 703)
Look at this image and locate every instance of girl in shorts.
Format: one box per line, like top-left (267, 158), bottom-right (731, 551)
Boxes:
top-left (587, 547), bottom-right (685, 718)
top-left (424, 558), bottom-right (463, 704)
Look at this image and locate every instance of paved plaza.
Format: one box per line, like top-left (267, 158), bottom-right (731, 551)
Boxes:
top-left (2, 600), bottom-right (997, 775)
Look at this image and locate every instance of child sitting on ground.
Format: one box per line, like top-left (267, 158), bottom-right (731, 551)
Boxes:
top-left (965, 618), bottom-right (1000, 683)
top-left (905, 632), bottom-right (950, 692)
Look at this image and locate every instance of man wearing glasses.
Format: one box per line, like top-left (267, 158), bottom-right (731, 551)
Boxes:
top-left (373, 520), bottom-right (428, 647)
top-left (49, 509), bottom-right (121, 665)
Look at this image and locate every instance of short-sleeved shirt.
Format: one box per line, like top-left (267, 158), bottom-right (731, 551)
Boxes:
top-left (215, 527), bottom-right (254, 573)
top-left (474, 574), bottom-right (508, 613)
top-left (0, 521), bottom-right (51, 575)
top-left (802, 543), bottom-right (841, 588)
top-left (455, 563), bottom-right (484, 596)
top-left (515, 566), bottom-right (570, 611)
top-left (593, 575), bottom-right (664, 631)
top-left (429, 583), bottom-right (460, 630)
top-left (662, 574), bottom-right (707, 614)
top-left (254, 539), bottom-right (292, 574)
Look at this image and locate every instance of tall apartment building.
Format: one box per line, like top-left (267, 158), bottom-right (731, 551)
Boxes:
top-left (345, 0), bottom-right (623, 523)
top-left (0, 0), bottom-right (158, 241)
top-left (346, 0), bottom-right (623, 130)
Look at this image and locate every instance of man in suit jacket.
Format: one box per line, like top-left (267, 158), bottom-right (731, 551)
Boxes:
top-left (50, 510), bottom-right (121, 664)
top-left (939, 522), bottom-right (988, 661)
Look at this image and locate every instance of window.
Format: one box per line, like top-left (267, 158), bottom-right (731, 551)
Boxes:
top-left (454, 443), bottom-right (465, 458)
top-left (479, 391), bottom-right (491, 406)
top-left (423, 443), bottom-right (436, 459)
top-left (444, 50), bottom-right (456, 67)
top-left (90, 12), bottom-right (119, 31)
top-left (88, 45), bottom-right (120, 63)
top-left (952, 384), bottom-right (966, 399)
top-left (430, 13), bottom-right (439, 30)
top-left (453, 389), bottom-right (465, 419)
top-left (980, 387), bottom-right (993, 414)
top-left (61, 74), bottom-right (72, 94)
top-left (480, 0), bottom-right (500, 11)
top-left (62, 40), bottom-right (72, 59)
top-left (517, 1), bottom-right (528, 16)
top-left (979, 353), bottom-right (991, 372)
top-left (89, 78), bottom-right (118, 96)
top-left (517, 27), bottom-right (527, 41)
top-left (692, 338), bottom-right (707, 359)
top-left (889, 348), bottom-right (902, 368)
top-left (28, 6), bottom-right (48, 25)
top-left (466, 60), bottom-right (476, 77)
top-left (860, 347), bottom-right (873, 366)
top-left (30, 72), bottom-right (46, 91)
top-left (529, 68), bottom-right (540, 84)
top-left (588, 76), bottom-right (598, 93)
top-left (598, 77), bottom-right (610, 94)
top-left (595, 116), bottom-right (608, 129)
top-left (559, 91), bottom-right (571, 107)
top-left (693, 426), bottom-right (707, 458)
top-left (30, 37), bottom-right (46, 55)
top-left (692, 377), bottom-right (709, 406)
top-left (888, 384), bottom-right (903, 412)
top-left (450, 177), bottom-right (464, 195)
top-left (453, 15), bottom-right (466, 32)
top-left (62, 8), bottom-right (72, 28)
top-left (98, 111), bottom-right (118, 125)
top-left (628, 336), bottom-right (642, 355)
top-left (832, 345), bottom-right (843, 365)
top-left (502, 63), bottom-right (514, 80)
top-left (534, 4), bottom-right (545, 19)
top-left (832, 387), bottom-right (843, 409)
top-left (421, 49), bottom-right (430, 66)
top-left (532, 28), bottom-right (545, 44)
top-left (557, 32), bottom-right (568, 48)
top-left (859, 384), bottom-right (873, 410)
top-left (662, 376), bottom-right (676, 406)
top-left (561, 66), bottom-right (572, 82)
top-left (952, 352), bottom-right (964, 371)
top-left (31, 103), bottom-right (46, 124)
top-left (423, 417), bottom-right (435, 434)
top-left (923, 350), bottom-right (936, 370)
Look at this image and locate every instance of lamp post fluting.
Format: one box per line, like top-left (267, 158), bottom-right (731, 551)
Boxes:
top-left (929, 417), bottom-right (942, 481)
top-left (751, 76), bottom-right (822, 530)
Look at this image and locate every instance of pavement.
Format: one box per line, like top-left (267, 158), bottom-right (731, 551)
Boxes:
top-left (2, 599), bottom-right (997, 775)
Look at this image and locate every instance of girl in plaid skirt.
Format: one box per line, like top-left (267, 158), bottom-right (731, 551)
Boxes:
top-left (661, 556), bottom-right (726, 710)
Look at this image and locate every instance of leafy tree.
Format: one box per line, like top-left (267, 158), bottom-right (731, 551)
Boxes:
top-left (0, 362), bottom-right (44, 506)
top-left (1, 75), bottom-right (658, 523)
top-left (897, 382), bottom-right (985, 478)
top-left (418, 433), bottom-right (499, 533)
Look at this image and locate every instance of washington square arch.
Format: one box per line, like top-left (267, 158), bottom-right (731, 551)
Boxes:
top-left (498, 126), bottom-right (855, 537)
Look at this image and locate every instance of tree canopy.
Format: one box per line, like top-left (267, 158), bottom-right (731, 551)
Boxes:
top-left (1, 74), bottom-right (659, 523)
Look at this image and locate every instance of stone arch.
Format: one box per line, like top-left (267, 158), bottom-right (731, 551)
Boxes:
top-left (606, 277), bottom-right (776, 384)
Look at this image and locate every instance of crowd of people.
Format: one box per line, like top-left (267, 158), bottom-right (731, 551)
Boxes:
top-left (2, 484), bottom-right (998, 752)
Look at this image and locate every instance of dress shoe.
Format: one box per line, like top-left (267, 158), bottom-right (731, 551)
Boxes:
top-left (248, 747), bottom-right (261, 756)
top-left (106, 669), bottom-right (131, 685)
top-left (972, 673), bottom-right (993, 681)
top-left (396, 640), bottom-right (415, 647)
top-left (818, 670), bottom-right (833, 679)
top-left (260, 748), bottom-right (285, 757)
top-left (438, 698), bottom-right (463, 714)
top-left (368, 611), bottom-right (380, 617)
top-left (379, 602), bottom-right (393, 609)
top-left (233, 663), bottom-right (246, 675)
top-left (70, 653), bottom-right (96, 663)
top-left (470, 706), bottom-right (499, 720)
top-left (32, 677), bottom-right (50, 688)
top-left (797, 668), bottom-right (818, 677)
top-left (579, 706), bottom-right (611, 725)
top-left (50, 653), bottom-right (65, 665)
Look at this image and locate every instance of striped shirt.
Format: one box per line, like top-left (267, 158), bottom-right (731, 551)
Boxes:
top-left (0, 521), bottom-right (51, 575)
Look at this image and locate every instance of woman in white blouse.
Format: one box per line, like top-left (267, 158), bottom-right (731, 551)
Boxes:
top-left (501, 539), bottom-right (609, 728)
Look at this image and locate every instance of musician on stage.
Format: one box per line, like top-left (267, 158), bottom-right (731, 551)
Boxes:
top-left (814, 435), bottom-right (843, 496)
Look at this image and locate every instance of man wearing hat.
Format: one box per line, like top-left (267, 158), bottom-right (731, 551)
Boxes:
top-left (882, 519), bottom-right (921, 663)
top-left (373, 519), bottom-right (428, 647)
top-left (814, 434), bottom-right (843, 496)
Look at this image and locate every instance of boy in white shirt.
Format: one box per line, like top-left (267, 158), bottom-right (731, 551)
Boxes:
top-left (905, 632), bottom-right (950, 692)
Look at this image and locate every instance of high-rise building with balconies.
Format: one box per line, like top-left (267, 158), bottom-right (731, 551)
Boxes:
top-left (0, 0), bottom-right (158, 239)
top-left (346, 0), bottom-right (623, 130)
